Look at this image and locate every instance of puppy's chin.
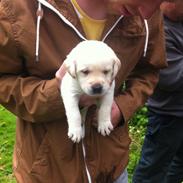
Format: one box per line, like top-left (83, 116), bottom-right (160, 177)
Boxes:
top-left (82, 88), bottom-right (107, 97)
top-left (88, 92), bottom-right (104, 97)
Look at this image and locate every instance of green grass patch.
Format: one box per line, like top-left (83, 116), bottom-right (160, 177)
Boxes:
top-left (127, 107), bottom-right (148, 182)
top-left (0, 106), bottom-right (16, 182)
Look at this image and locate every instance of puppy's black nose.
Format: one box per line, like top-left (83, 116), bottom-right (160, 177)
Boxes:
top-left (92, 84), bottom-right (103, 94)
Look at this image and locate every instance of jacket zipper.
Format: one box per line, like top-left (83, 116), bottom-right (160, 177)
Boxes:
top-left (36, 1), bottom-right (124, 182)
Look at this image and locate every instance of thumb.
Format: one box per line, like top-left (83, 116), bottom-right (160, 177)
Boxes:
top-left (55, 63), bottom-right (67, 86)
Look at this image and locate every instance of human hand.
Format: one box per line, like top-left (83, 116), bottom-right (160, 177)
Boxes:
top-left (92, 101), bottom-right (122, 129)
top-left (55, 63), bottom-right (67, 88)
top-left (111, 101), bottom-right (122, 128)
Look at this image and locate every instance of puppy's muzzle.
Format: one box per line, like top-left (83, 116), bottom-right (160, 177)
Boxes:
top-left (91, 83), bottom-right (103, 95)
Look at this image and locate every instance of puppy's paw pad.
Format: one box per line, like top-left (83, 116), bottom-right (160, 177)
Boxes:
top-left (68, 127), bottom-right (84, 143)
top-left (98, 121), bottom-right (113, 136)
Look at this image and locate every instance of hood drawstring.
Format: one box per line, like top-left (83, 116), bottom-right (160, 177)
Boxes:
top-left (36, 2), bottom-right (43, 62)
top-left (35, 2), bottom-right (149, 60)
top-left (143, 19), bottom-right (149, 57)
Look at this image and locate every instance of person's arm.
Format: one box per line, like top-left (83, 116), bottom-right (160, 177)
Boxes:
top-left (115, 10), bottom-right (167, 123)
top-left (0, 5), bottom-right (64, 123)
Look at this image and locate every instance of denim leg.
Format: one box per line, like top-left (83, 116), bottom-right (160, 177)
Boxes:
top-left (165, 142), bottom-right (183, 183)
top-left (132, 112), bottom-right (182, 183)
top-left (114, 169), bottom-right (128, 183)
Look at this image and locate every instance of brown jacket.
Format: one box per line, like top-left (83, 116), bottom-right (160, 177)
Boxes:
top-left (0, 0), bottom-right (166, 182)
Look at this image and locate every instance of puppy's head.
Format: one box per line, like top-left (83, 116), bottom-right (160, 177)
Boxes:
top-left (64, 40), bottom-right (121, 96)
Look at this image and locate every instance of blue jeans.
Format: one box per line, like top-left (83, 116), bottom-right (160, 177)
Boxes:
top-left (133, 111), bottom-right (183, 183)
top-left (114, 169), bottom-right (128, 183)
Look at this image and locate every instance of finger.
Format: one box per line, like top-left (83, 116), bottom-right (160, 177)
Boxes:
top-left (55, 63), bottom-right (66, 78)
top-left (55, 63), bottom-right (67, 86)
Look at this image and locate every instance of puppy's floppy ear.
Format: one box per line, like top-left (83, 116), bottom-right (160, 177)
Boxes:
top-left (64, 57), bottom-right (77, 78)
top-left (112, 57), bottom-right (121, 80)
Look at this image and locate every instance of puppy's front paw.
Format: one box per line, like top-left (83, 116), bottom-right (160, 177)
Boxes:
top-left (68, 126), bottom-right (84, 143)
top-left (98, 121), bottom-right (113, 136)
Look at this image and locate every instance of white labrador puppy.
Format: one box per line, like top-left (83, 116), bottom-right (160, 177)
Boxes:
top-left (61, 40), bottom-right (121, 143)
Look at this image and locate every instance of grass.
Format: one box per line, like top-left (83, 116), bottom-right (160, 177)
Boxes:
top-left (0, 105), bottom-right (146, 183)
top-left (127, 107), bottom-right (148, 182)
top-left (0, 106), bottom-right (16, 183)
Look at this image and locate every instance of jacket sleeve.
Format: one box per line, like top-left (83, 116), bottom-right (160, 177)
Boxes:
top-left (0, 4), bottom-right (65, 123)
top-left (115, 10), bottom-right (167, 123)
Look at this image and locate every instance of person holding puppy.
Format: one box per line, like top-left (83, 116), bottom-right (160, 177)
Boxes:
top-left (0, 0), bottom-right (167, 182)
top-left (133, 0), bottom-right (183, 182)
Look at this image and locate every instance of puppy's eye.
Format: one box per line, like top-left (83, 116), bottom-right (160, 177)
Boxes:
top-left (81, 69), bottom-right (90, 75)
top-left (103, 70), bottom-right (110, 75)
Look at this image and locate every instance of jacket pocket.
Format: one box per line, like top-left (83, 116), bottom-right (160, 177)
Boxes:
top-left (111, 121), bottom-right (130, 143)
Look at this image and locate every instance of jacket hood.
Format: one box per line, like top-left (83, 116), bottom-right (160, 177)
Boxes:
top-left (35, 0), bottom-right (149, 61)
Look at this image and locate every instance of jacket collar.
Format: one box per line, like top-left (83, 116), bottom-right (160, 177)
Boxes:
top-left (37, 0), bottom-right (123, 41)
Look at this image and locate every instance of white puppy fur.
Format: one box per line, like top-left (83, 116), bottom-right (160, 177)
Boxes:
top-left (61, 40), bottom-right (121, 143)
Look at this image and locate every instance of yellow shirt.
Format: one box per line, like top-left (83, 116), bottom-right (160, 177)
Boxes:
top-left (71, 0), bottom-right (106, 40)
